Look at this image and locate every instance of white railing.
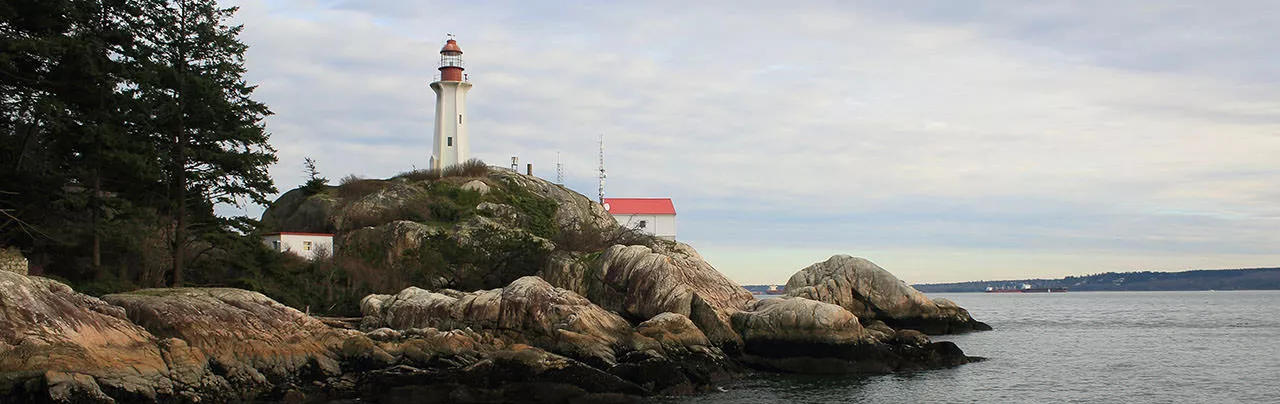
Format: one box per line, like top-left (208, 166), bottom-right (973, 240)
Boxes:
top-left (432, 73), bottom-right (472, 82)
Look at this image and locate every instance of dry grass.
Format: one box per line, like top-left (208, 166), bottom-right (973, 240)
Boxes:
top-left (396, 159), bottom-right (488, 183)
top-left (397, 168), bottom-right (442, 182)
top-left (442, 158), bottom-right (489, 178)
top-left (337, 175), bottom-right (386, 200)
top-left (553, 220), bottom-right (657, 252)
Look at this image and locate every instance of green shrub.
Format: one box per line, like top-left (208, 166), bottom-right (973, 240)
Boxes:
top-left (504, 188), bottom-right (558, 239)
top-left (428, 199), bottom-right (461, 222)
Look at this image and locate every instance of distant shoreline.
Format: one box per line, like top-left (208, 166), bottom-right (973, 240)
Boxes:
top-left (911, 267), bottom-right (1280, 293)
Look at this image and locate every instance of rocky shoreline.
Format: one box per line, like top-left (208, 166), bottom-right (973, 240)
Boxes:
top-left (1, 248), bottom-right (988, 403)
top-left (2, 170), bottom-right (989, 403)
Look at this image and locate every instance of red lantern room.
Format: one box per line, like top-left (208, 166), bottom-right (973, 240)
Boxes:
top-left (438, 34), bottom-right (465, 82)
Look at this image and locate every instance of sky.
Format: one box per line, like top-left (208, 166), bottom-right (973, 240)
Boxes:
top-left (219, 0), bottom-right (1280, 285)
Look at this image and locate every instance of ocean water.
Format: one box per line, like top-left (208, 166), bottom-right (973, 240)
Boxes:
top-left (657, 291), bottom-right (1280, 403)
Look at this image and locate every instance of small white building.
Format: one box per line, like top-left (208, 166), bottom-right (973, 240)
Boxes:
top-left (603, 198), bottom-right (676, 240)
top-left (261, 232), bottom-right (334, 260)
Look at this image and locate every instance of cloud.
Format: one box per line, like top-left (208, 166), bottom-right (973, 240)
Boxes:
top-left (222, 0), bottom-right (1280, 283)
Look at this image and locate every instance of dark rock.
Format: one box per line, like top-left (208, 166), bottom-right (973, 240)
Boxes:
top-left (259, 187), bottom-right (338, 233)
top-left (731, 296), bottom-right (978, 374)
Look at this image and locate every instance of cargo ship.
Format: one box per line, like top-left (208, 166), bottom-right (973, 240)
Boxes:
top-left (985, 284), bottom-right (1068, 293)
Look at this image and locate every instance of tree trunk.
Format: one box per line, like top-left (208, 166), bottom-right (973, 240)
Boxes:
top-left (172, 17), bottom-right (189, 287)
top-left (92, 175), bottom-right (101, 269)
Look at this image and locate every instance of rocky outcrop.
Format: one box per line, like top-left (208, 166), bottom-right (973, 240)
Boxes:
top-left (259, 187), bottom-right (338, 234)
top-left (636, 313), bottom-right (710, 352)
top-left (341, 215), bottom-right (554, 291)
top-left (361, 277), bottom-right (741, 396)
top-left (2, 260), bottom-right (987, 403)
top-left (730, 296), bottom-right (977, 374)
top-left (342, 220), bottom-right (445, 265)
top-left (732, 297), bottom-right (872, 346)
top-left (3, 165), bottom-right (995, 402)
top-left (542, 243), bottom-right (755, 348)
top-left (0, 271), bottom-right (175, 402)
top-left (102, 288), bottom-right (345, 396)
top-left (786, 255), bottom-right (991, 334)
top-left (353, 344), bottom-right (647, 404)
top-left (486, 169), bottom-right (617, 234)
top-left (362, 276), bottom-right (642, 367)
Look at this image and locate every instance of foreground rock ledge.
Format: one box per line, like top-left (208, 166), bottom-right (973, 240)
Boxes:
top-left (1, 256), bottom-right (987, 403)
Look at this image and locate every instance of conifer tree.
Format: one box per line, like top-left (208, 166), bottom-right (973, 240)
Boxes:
top-left (126, 0), bottom-right (276, 286)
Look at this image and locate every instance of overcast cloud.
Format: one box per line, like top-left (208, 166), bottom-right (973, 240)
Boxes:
top-left (221, 0), bottom-right (1280, 284)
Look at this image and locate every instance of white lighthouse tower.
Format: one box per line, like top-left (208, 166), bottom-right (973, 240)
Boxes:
top-left (429, 34), bottom-right (473, 170)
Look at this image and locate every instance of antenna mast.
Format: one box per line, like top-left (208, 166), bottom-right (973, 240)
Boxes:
top-left (555, 152), bottom-right (565, 185)
top-left (597, 135), bottom-right (606, 204)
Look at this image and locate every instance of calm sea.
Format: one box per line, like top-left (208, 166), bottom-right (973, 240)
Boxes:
top-left (657, 291), bottom-right (1280, 403)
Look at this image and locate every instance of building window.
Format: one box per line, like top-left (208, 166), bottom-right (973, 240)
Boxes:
top-left (448, 137), bottom-right (453, 147)
top-left (303, 241), bottom-right (313, 251)
top-left (637, 220), bottom-right (647, 229)
top-left (272, 241), bottom-right (280, 250)
top-left (458, 114), bottom-right (463, 124)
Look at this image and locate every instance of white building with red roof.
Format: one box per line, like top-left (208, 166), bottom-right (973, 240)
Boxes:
top-left (261, 232), bottom-right (334, 260)
top-left (602, 198), bottom-right (676, 240)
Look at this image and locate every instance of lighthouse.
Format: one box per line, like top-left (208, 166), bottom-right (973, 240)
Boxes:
top-left (429, 34), bottom-right (473, 170)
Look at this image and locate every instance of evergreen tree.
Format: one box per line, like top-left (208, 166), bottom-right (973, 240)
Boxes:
top-left (1, 0), bottom-right (145, 272)
top-left (2, 0), bottom-right (275, 287)
top-left (126, 0), bottom-right (275, 286)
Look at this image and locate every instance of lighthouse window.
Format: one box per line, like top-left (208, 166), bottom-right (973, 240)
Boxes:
top-left (458, 114), bottom-right (463, 124)
top-left (447, 137), bottom-right (453, 146)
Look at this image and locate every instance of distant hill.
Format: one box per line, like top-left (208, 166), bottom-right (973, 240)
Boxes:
top-left (913, 267), bottom-right (1280, 293)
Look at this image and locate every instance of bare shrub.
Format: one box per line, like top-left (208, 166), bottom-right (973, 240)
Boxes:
top-left (337, 175), bottom-right (386, 200)
top-left (398, 167), bottom-right (442, 182)
top-left (442, 158), bottom-right (489, 178)
top-left (553, 220), bottom-right (657, 252)
top-left (310, 243), bottom-right (332, 262)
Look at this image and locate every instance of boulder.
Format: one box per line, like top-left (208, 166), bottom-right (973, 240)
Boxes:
top-left (362, 276), bottom-right (639, 366)
top-left (461, 180), bottom-right (491, 195)
top-left (258, 187), bottom-right (338, 233)
top-left (636, 312), bottom-right (710, 351)
top-left (785, 255), bottom-right (991, 334)
top-left (545, 243), bottom-right (755, 348)
top-left (103, 288), bottom-right (345, 396)
top-left (0, 272), bottom-right (178, 403)
top-left (730, 296), bottom-right (976, 374)
top-left (731, 297), bottom-right (871, 346)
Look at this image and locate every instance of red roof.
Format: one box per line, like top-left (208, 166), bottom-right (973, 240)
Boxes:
top-left (263, 232), bottom-right (333, 237)
top-left (603, 198), bottom-right (676, 215)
